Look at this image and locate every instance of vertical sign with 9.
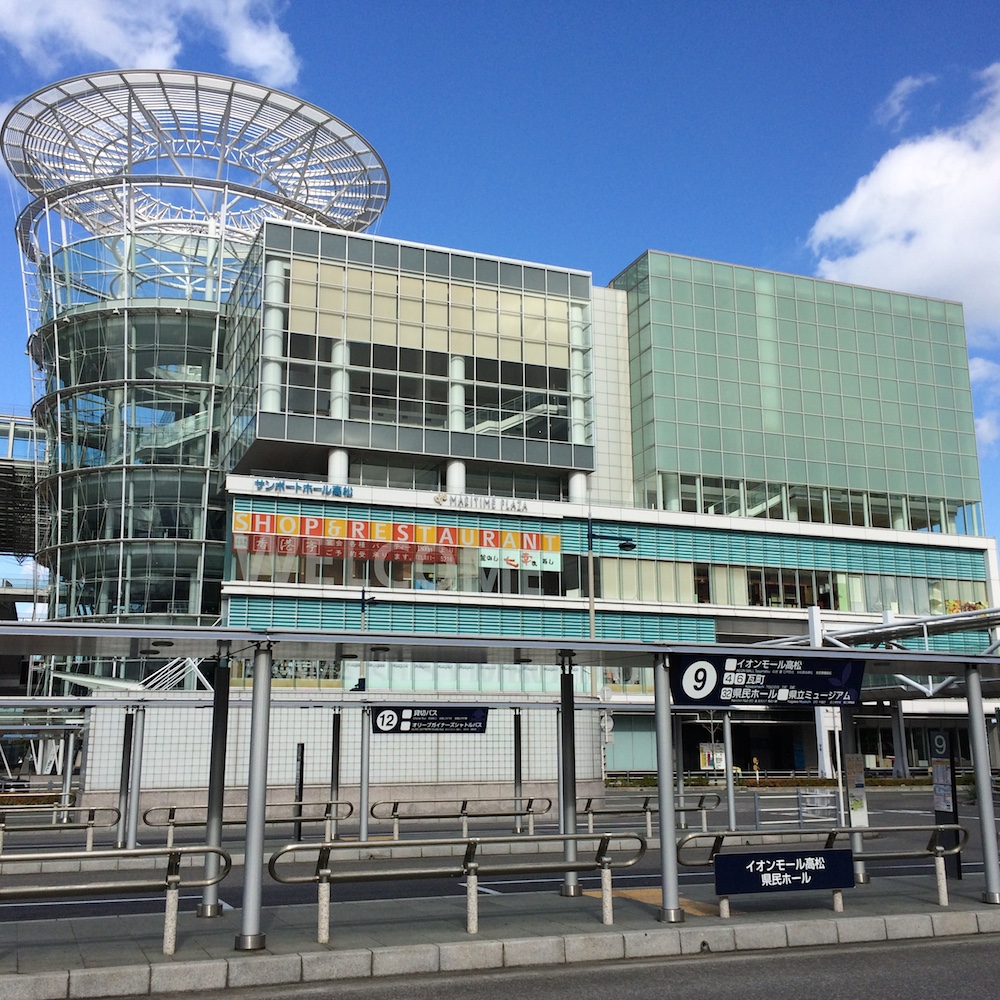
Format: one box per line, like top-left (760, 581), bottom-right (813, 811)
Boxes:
top-left (680, 660), bottom-right (719, 701)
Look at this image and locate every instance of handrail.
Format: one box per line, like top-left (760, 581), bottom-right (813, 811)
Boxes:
top-left (269, 832), bottom-right (646, 941)
top-left (143, 799), bottom-right (354, 846)
top-left (0, 844), bottom-right (231, 955)
top-left (676, 824), bottom-right (968, 908)
top-left (369, 797), bottom-right (553, 838)
top-left (0, 806), bottom-right (120, 852)
top-left (581, 793), bottom-right (722, 836)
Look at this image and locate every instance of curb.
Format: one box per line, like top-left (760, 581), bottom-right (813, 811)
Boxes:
top-left (3, 908), bottom-right (1000, 999)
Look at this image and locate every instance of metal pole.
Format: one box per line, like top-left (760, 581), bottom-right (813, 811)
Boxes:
top-left (235, 644), bottom-right (273, 951)
top-left (723, 711), bottom-right (737, 829)
top-left (59, 732), bottom-right (76, 821)
top-left (965, 663), bottom-right (1000, 903)
top-left (115, 710), bottom-right (134, 848)
top-left (359, 706), bottom-right (371, 841)
top-left (293, 742), bottom-right (305, 841)
top-left (513, 708), bottom-right (523, 833)
top-left (675, 715), bottom-right (686, 829)
top-left (329, 708), bottom-right (342, 839)
top-left (199, 653), bottom-right (230, 918)
top-left (559, 655), bottom-right (580, 896)
top-left (125, 705), bottom-right (146, 849)
top-left (653, 652), bottom-right (684, 922)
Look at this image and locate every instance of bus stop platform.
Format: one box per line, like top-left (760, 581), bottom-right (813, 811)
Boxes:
top-left (3, 873), bottom-right (1000, 998)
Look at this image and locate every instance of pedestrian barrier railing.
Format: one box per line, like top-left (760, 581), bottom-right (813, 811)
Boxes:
top-left (0, 805), bottom-right (120, 852)
top-left (753, 789), bottom-right (839, 827)
top-left (368, 797), bottom-right (553, 838)
top-left (268, 832), bottom-right (646, 942)
top-left (143, 799), bottom-right (354, 845)
top-left (0, 844), bottom-right (231, 955)
top-left (676, 824), bottom-right (968, 912)
top-left (580, 793), bottom-right (722, 837)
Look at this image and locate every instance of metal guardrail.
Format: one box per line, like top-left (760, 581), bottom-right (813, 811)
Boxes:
top-left (753, 789), bottom-right (839, 827)
top-left (581, 794), bottom-right (722, 837)
top-left (0, 844), bottom-right (231, 955)
top-left (143, 800), bottom-right (354, 846)
top-left (0, 806), bottom-right (120, 852)
top-left (676, 824), bottom-right (969, 909)
top-left (369, 798), bottom-right (553, 838)
top-left (269, 832), bottom-right (646, 941)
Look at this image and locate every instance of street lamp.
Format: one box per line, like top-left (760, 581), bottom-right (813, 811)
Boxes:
top-left (586, 515), bottom-right (636, 641)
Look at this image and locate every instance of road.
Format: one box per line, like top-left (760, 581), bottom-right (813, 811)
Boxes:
top-left (167, 936), bottom-right (1000, 1000)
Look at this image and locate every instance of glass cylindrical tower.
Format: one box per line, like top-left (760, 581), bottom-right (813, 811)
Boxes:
top-left (2, 70), bottom-right (388, 625)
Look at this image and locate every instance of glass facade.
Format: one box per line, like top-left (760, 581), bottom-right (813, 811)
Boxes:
top-left (31, 301), bottom-right (226, 622)
top-left (223, 224), bottom-right (596, 480)
top-left (612, 251), bottom-right (984, 535)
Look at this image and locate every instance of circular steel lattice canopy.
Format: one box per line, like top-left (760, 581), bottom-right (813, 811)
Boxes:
top-left (1, 69), bottom-right (389, 251)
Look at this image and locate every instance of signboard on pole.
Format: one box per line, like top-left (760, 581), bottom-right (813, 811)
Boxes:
top-left (715, 849), bottom-right (854, 895)
top-left (371, 706), bottom-right (489, 734)
top-left (929, 729), bottom-right (962, 879)
top-left (669, 653), bottom-right (865, 709)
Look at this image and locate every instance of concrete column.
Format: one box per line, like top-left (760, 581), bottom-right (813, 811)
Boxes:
top-left (569, 303), bottom-right (589, 446)
top-left (653, 653), bottom-right (684, 922)
top-left (261, 257), bottom-right (286, 413)
top-left (559, 658), bottom-right (580, 896)
top-left (199, 654), bottom-right (230, 917)
top-left (327, 448), bottom-right (349, 483)
top-left (125, 705), bottom-right (146, 849)
top-left (965, 664), bottom-right (1000, 903)
top-left (445, 460), bottom-right (466, 494)
top-left (235, 644), bottom-right (273, 950)
top-left (330, 338), bottom-right (348, 418)
top-left (567, 472), bottom-right (587, 504)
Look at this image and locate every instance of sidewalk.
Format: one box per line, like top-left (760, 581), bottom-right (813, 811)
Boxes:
top-left (2, 869), bottom-right (1000, 999)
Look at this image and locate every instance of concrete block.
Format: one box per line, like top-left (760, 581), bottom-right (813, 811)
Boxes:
top-left (564, 933), bottom-right (624, 964)
top-left (678, 926), bottom-right (736, 955)
top-left (502, 936), bottom-right (565, 967)
top-left (226, 954), bottom-right (302, 989)
top-left (69, 964), bottom-right (150, 998)
top-left (371, 944), bottom-right (439, 977)
top-left (0, 971), bottom-right (68, 1000)
top-left (976, 909), bottom-right (1000, 934)
top-left (622, 928), bottom-right (682, 959)
top-left (43, 860), bottom-right (83, 874)
top-left (149, 959), bottom-right (228, 994)
top-left (733, 923), bottom-right (788, 951)
top-left (785, 919), bottom-right (839, 948)
top-left (884, 914), bottom-right (934, 940)
top-left (930, 911), bottom-right (979, 937)
top-left (0, 862), bottom-right (42, 875)
top-left (301, 949), bottom-right (373, 982)
top-left (835, 916), bottom-right (887, 944)
top-left (508, 841), bottom-right (542, 855)
top-left (438, 940), bottom-right (504, 972)
top-left (390, 846), bottom-right (423, 859)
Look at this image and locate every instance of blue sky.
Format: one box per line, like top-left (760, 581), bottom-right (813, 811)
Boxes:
top-left (1, 0), bottom-right (999, 531)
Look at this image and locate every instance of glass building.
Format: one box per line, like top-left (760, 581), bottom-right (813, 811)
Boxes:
top-left (3, 70), bottom-right (997, 776)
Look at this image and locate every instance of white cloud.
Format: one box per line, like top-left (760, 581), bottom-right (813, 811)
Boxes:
top-left (970, 356), bottom-right (1000, 393)
top-left (809, 63), bottom-right (1000, 347)
top-left (0, 0), bottom-right (299, 88)
top-left (875, 73), bottom-right (937, 130)
top-left (975, 411), bottom-right (1000, 451)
